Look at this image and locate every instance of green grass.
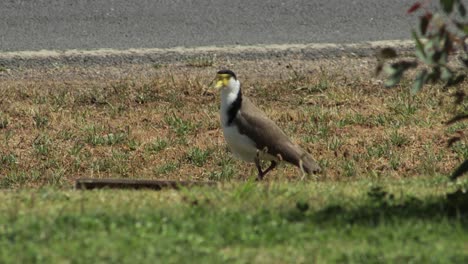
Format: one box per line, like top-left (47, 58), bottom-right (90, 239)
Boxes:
top-left (186, 147), bottom-right (212, 167)
top-left (0, 56), bottom-right (467, 262)
top-left (0, 177), bottom-right (467, 263)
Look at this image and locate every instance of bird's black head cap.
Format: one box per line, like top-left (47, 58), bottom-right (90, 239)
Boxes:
top-left (217, 69), bottom-right (237, 80)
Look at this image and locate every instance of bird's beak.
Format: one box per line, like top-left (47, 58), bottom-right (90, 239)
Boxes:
top-left (214, 74), bottom-right (230, 89)
top-left (215, 79), bottom-right (224, 89)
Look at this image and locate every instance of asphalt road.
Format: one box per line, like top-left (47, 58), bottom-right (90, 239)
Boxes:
top-left (1, 0), bottom-right (416, 52)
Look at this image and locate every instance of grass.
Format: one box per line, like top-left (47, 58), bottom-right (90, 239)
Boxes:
top-left (0, 58), bottom-right (468, 263)
top-left (185, 55), bottom-right (216, 67)
top-left (0, 57), bottom-right (466, 187)
top-left (0, 55), bottom-right (467, 262)
top-left (0, 177), bottom-right (467, 263)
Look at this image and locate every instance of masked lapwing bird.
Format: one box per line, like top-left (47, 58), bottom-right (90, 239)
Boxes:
top-left (214, 69), bottom-right (321, 180)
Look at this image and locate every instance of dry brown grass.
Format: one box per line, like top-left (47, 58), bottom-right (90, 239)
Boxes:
top-left (0, 56), bottom-right (466, 188)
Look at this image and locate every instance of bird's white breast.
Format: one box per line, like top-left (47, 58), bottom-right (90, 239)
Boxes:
top-left (219, 83), bottom-right (257, 162)
top-left (219, 80), bottom-right (278, 163)
top-left (222, 124), bottom-right (258, 162)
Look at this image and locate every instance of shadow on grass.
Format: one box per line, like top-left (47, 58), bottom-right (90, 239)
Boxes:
top-left (286, 187), bottom-right (468, 226)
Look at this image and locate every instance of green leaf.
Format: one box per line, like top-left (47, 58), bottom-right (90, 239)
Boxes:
top-left (455, 22), bottom-right (468, 34)
top-left (384, 73), bottom-right (403, 88)
top-left (383, 61), bottom-right (418, 88)
top-left (412, 30), bottom-right (426, 60)
top-left (383, 64), bottom-right (397, 76)
top-left (411, 70), bottom-right (428, 94)
top-left (441, 67), bottom-right (453, 81)
top-left (440, 0), bottom-right (455, 14)
top-left (383, 65), bottom-right (401, 87)
top-left (450, 159), bottom-right (468, 180)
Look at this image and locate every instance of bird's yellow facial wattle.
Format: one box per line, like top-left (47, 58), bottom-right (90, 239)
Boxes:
top-left (215, 74), bottom-right (231, 89)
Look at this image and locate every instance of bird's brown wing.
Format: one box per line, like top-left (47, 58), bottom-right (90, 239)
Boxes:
top-left (234, 97), bottom-right (320, 173)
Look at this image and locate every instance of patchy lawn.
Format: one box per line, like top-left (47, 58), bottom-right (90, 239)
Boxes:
top-left (0, 56), bottom-right (466, 187)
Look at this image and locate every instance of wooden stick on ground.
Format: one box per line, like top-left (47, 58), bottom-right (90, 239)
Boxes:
top-left (75, 178), bottom-right (216, 190)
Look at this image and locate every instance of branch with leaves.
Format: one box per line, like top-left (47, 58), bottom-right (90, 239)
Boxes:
top-left (376, 0), bottom-right (467, 180)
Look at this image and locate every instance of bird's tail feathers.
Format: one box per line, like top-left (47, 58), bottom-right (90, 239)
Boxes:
top-left (298, 152), bottom-right (321, 174)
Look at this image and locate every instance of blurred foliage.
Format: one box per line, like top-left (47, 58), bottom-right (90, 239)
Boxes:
top-left (377, 0), bottom-right (468, 180)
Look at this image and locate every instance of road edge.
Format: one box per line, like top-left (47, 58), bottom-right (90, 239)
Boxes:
top-left (0, 40), bottom-right (414, 68)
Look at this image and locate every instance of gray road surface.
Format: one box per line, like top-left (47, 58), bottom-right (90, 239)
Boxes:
top-left (1, 0), bottom-right (416, 52)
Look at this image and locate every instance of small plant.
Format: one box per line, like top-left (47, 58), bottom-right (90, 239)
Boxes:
top-left (312, 77), bottom-right (330, 92)
top-left (155, 162), bottom-right (179, 175)
top-left (91, 158), bottom-right (114, 173)
top-left (418, 144), bottom-right (443, 175)
top-left (186, 147), bottom-right (212, 167)
top-left (33, 134), bottom-right (51, 157)
top-left (0, 171), bottom-right (41, 188)
top-left (84, 125), bottom-right (129, 146)
top-left (59, 129), bottom-right (75, 140)
top-left (145, 138), bottom-right (168, 153)
top-left (90, 151), bottom-right (130, 176)
top-left (69, 142), bottom-right (85, 156)
top-left (0, 153), bottom-right (17, 168)
top-left (164, 114), bottom-right (196, 137)
top-left (209, 165), bottom-right (235, 181)
top-left (372, 114), bottom-right (389, 127)
top-left (451, 141), bottom-right (468, 160)
top-left (338, 113), bottom-right (371, 127)
top-left (186, 55), bottom-right (215, 67)
top-left (33, 112), bottom-right (49, 129)
top-left (327, 136), bottom-right (343, 151)
top-left (389, 154), bottom-right (402, 170)
top-left (50, 90), bottom-right (69, 109)
top-left (103, 133), bottom-right (128, 145)
top-left (388, 96), bottom-right (417, 119)
top-left (366, 142), bottom-right (391, 159)
top-left (48, 169), bottom-right (65, 186)
top-left (389, 130), bottom-right (409, 147)
top-left (342, 160), bottom-right (357, 177)
top-left (0, 112), bottom-right (8, 129)
top-left (134, 84), bottom-right (158, 104)
top-left (127, 139), bottom-right (141, 151)
top-left (3, 130), bottom-right (13, 147)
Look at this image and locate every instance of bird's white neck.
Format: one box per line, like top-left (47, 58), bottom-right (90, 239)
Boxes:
top-left (220, 79), bottom-right (241, 126)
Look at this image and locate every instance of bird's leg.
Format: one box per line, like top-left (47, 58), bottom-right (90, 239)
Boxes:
top-left (255, 148), bottom-right (277, 181)
top-left (256, 160), bottom-right (277, 181)
top-left (255, 156), bottom-right (264, 181)
top-left (262, 161), bottom-right (277, 177)
top-left (255, 149), bottom-right (265, 181)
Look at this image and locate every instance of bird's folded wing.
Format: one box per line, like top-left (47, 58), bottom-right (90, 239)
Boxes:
top-left (234, 97), bottom-right (303, 163)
